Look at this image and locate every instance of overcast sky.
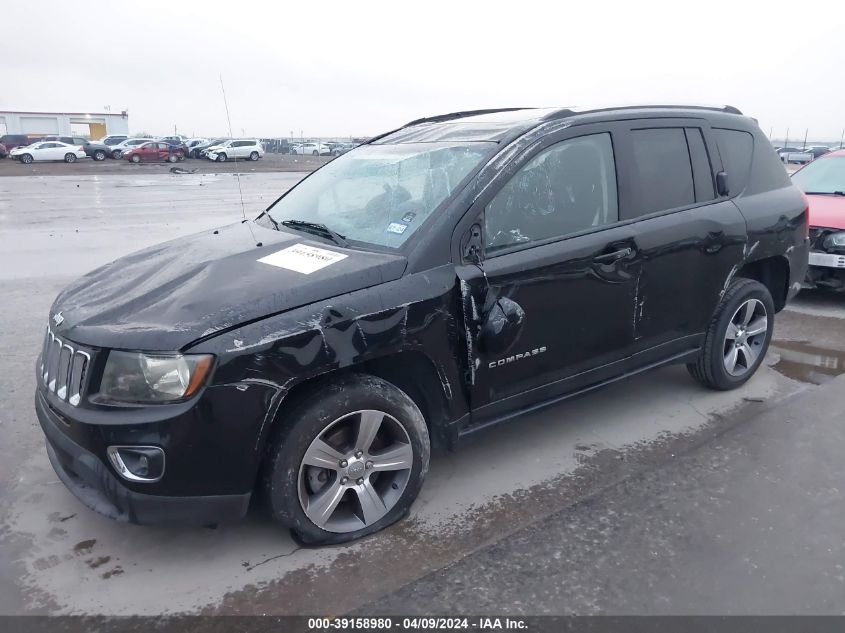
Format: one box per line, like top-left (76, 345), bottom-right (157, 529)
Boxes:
top-left (5, 0), bottom-right (844, 140)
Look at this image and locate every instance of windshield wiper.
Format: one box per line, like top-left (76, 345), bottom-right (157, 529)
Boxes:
top-left (280, 220), bottom-right (348, 247)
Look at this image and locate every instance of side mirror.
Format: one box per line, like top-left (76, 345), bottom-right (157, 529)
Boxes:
top-left (716, 171), bottom-right (730, 197)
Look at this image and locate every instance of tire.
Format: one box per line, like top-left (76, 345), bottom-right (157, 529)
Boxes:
top-left (216, 153), bottom-right (227, 162)
top-left (131, 154), bottom-right (141, 163)
top-left (112, 150), bottom-right (123, 159)
top-left (312, 150), bottom-right (318, 156)
top-left (20, 154), bottom-right (33, 164)
top-left (687, 278), bottom-right (775, 390)
top-left (64, 153), bottom-right (77, 163)
top-left (168, 154), bottom-right (178, 163)
top-left (263, 374), bottom-right (430, 545)
top-left (249, 151), bottom-right (259, 161)
top-left (93, 150), bottom-right (106, 161)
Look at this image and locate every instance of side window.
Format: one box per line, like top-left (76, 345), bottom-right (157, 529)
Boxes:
top-left (485, 133), bottom-right (618, 254)
top-left (685, 128), bottom-right (715, 202)
top-left (630, 128), bottom-right (694, 217)
top-left (713, 128), bottom-right (753, 194)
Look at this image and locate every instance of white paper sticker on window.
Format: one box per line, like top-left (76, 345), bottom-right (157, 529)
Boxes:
top-left (258, 244), bottom-right (348, 274)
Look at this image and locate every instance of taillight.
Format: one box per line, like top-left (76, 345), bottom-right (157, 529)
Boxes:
top-left (78, 146), bottom-right (84, 152)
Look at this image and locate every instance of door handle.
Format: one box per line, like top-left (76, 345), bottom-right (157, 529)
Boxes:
top-left (593, 247), bottom-right (633, 263)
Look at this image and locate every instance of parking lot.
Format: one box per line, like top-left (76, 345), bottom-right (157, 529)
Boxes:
top-left (1, 170), bottom-right (844, 616)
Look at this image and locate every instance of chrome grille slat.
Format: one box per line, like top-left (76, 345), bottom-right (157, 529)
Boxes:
top-left (40, 324), bottom-right (92, 407)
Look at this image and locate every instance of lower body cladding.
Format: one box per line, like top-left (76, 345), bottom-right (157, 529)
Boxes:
top-left (804, 251), bottom-right (845, 291)
top-left (34, 379), bottom-right (279, 525)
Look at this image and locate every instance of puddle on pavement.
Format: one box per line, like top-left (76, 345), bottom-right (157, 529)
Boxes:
top-left (770, 340), bottom-right (845, 385)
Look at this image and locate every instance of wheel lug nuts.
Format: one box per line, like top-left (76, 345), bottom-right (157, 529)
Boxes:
top-left (340, 476), bottom-right (349, 484)
top-left (339, 459), bottom-right (348, 468)
top-left (356, 478), bottom-right (364, 485)
top-left (366, 461), bottom-right (373, 469)
top-left (354, 450), bottom-right (363, 458)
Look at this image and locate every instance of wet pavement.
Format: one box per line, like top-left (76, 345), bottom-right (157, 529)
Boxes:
top-left (1, 173), bottom-right (844, 616)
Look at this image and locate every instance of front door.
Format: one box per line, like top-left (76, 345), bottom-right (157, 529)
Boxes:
top-left (457, 126), bottom-right (643, 423)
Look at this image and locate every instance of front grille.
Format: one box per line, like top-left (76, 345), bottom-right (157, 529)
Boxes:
top-left (40, 325), bottom-right (92, 406)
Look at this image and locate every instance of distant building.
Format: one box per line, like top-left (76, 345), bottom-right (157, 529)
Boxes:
top-left (0, 109), bottom-right (130, 140)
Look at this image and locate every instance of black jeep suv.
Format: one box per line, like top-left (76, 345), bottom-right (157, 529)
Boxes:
top-left (36, 105), bottom-right (809, 543)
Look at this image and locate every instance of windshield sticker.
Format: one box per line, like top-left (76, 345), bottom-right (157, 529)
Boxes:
top-left (386, 222), bottom-right (408, 235)
top-left (401, 212), bottom-right (417, 223)
top-left (258, 244), bottom-right (348, 274)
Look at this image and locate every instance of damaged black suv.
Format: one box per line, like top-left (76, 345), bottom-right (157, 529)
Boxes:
top-left (36, 105), bottom-right (809, 543)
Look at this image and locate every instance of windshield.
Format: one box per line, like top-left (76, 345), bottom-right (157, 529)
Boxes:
top-left (792, 155), bottom-right (845, 194)
top-left (266, 142), bottom-right (494, 248)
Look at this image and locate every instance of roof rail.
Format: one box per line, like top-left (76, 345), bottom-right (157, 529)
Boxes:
top-left (402, 107), bottom-right (534, 127)
top-left (543, 104), bottom-right (743, 119)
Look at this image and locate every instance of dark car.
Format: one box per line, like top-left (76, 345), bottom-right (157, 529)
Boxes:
top-left (0, 143), bottom-right (6, 158)
top-left (190, 138), bottom-right (227, 159)
top-left (35, 105), bottom-right (808, 544)
top-left (83, 143), bottom-right (110, 161)
top-left (0, 134), bottom-right (34, 151)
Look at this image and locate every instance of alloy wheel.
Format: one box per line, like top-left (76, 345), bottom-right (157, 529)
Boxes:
top-left (297, 409), bottom-right (413, 534)
top-left (723, 298), bottom-right (768, 377)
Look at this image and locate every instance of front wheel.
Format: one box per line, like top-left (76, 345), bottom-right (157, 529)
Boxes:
top-left (249, 151), bottom-right (259, 161)
top-left (112, 150), bottom-right (123, 159)
top-left (64, 153), bottom-right (77, 163)
top-left (131, 154), bottom-right (141, 163)
top-left (20, 154), bottom-right (33, 164)
top-left (167, 154), bottom-right (178, 163)
top-left (263, 374), bottom-right (430, 544)
top-left (687, 278), bottom-right (774, 390)
top-left (93, 150), bottom-right (106, 161)
top-left (216, 153), bottom-right (227, 162)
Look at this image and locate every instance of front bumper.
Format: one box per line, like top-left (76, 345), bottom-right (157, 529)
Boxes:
top-left (36, 390), bottom-right (251, 525)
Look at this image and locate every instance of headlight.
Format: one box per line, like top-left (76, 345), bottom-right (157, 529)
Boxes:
top-left (100, 351), bottom-right (213, 403)
top-left (823, 232), bottom-right (845, 249)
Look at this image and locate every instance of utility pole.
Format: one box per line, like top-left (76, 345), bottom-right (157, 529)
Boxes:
top-left (802, 128), bottom-right (808, 150)
top-left (784, 127), bottom-right (789, 148)
top-left (840, 128), bottom-right (844, 149)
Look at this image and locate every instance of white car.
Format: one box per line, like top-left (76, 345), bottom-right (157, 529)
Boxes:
top-left (110, 137), bottom-right (155, 159)
top-left (291, 142), bottom-right (329, 156)
top-left (10, 141), bottom-right (87, 164)
top-left (206, 139), bottom-right (264, 162)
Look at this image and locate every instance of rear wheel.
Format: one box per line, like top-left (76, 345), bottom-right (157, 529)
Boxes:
top-left (93, 150), bottom-right (106, 161)
top-left (249, 151), bottom-right (259, 161)
top-left (312, 150), bottom-right (318, 156)
top-left (20, 154), bottom-right (33, 164)
top-left (112, 150), bottom-right (123, 159)
top-left (263, 374), bottom-right (430, 544)
top-left (64, 153), bottom-right (77, 163)
top-left (167, 154), bottom-right (178, 163)
top-left (687, 278), bottom-right (774, 390)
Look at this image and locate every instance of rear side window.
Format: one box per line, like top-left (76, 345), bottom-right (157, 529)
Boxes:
top-left (714, 129), bottom-right (753, 194)
top-left (630, 128), bottom-right (695, 217)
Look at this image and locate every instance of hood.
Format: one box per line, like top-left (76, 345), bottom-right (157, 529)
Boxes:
top-left (51, 222), bottom-right (407, 351)
top-left (807, 193), bottom-right (845, 231)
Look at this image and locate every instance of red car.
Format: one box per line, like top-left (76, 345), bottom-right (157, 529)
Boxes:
top-left (123, 141), bottom-right (184, 163)
top-left (792, 149), bottom-right (845, 291)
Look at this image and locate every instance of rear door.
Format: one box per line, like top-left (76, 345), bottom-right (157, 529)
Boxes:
top-left (617, 119), bottom-right (747, 362)
top-left (457, 123), bottom-right (643, 421)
